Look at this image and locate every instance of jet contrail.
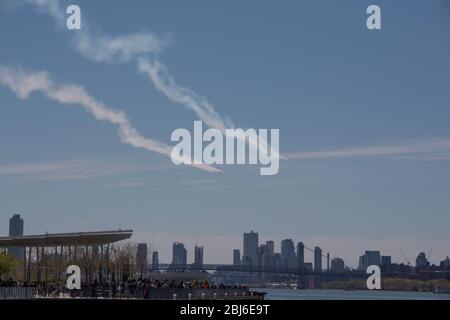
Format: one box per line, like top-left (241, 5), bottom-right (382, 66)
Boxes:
top-left (136, 58), bottom-right (232, 132)
top-left (286, 138), bottom-right (450, 160)
top-left (48, 0), bottom-right (232, 131)
top-left (0, 65), bottom-right (221, 173)
top-left (13, 0), bottom-right (284, 161)
top-left (137, 58), bottom-right (286, 160)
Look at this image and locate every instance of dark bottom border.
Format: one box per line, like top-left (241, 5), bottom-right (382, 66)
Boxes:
top-left (0, 299), bottom-right (440, 318)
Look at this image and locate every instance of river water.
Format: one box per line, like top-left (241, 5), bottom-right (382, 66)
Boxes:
top-left (254, 288), bottom-right (450, 300)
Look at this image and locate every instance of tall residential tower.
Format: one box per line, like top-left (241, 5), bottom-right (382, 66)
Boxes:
top-left (8, 214), bottom-right (24, 259)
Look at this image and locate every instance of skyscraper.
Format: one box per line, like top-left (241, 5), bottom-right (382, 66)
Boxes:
top-left (265, 241), bottom-right (274, 255)
top-left (440, 256), bottom-right (450, 269)
top-left (243, 231), bottom-right (258, 266)
top-left (259, 244), bottom-right (273, 281)
top-left (281, 239), bottom-right (295, 267)
top-left (172, 242), bottom-right (187, 267)
top-left (8, 214), bottom-right (24, 259)
top-left (314, 246), bottom-right (322, 272)
top-left (281, 239), bottom-right (298, 267)
top-left (364, 250), bottom-right (381, 269)
top-left (330, 257), bottom-right (345, 272)
top-left (233, 249), bottom-right (241, 266)
top-left (358, 250), bottom-right (381, 270)
top-left (258, 244), bottom-right (267, 256)
top-left (415, 252), bottom-right (429, 269)
top-left (136, 243), bottom-right (148, 274)
top-left (194, 245), bottom-right (204, 266)
top-left (152, 251), bottom-right (159, 271)
top-left (273, 253), bottom-right (282, 268)
top-left (260, 241), bottom-right (274, 270)
top-left (358, 255), bottom-right (365, 271)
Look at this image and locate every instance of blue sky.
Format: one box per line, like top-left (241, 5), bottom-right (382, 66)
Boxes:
top-left (0, 0), bottom-right (450, 267)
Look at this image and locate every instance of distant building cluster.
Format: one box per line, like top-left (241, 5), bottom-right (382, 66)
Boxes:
top-left (149, 242), bottom-right (204, 271)
top-left (233, 231), bottom-right (335, 273)
top-left (355, 249), bottom-right (450, 275)
top-left (226, 231), bottom-right (339, 288)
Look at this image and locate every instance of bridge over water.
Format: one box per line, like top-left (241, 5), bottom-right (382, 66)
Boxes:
top-left (154, 263), bottom-right (369, 279)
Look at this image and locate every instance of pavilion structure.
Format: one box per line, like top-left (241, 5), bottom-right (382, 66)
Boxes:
top-left (0, 229), bottom-right (133, 283)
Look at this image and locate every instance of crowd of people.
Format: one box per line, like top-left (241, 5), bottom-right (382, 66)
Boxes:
top-left (0, 277), bottom-right (249, 299)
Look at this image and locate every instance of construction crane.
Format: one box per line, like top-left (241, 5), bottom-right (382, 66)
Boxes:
top-left (399, 247), bottom-right (411, 266)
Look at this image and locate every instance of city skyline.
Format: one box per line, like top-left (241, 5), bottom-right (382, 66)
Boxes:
top-left (145, 229), bottom-right (448, 273)
top-left (4, 213), bottom-right (448, 271)
top-left (1, 1), bottom-right (450, 268)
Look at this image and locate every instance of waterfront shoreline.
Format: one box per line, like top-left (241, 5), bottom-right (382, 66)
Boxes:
top-left (253, 288), bottom-right (450, 300)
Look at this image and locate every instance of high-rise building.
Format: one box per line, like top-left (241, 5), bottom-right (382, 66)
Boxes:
top-left (261, 251), bottom-right (273, 268)
top-left (8, 214), bottom-right (24, 259)
top-left (330, 257), bottom-right (345, 272)
top-left (314, 246), bottom-right (322, 272)
top-left (358, 255), bottom-right (365, 271)
top-left (415, 252), bottom-right (429, 269)
top-left (136, 243), bottom-right (148, 274)
top-left (152, 251), bottom-right (159, 271)
top-left (358, 250), bottom-right (381, 270)
top-left (260, 241), bottom-right (274, 269)
top-left (243, 231), bottom-right (258, 266)
top-left (260, 245), bottom-right (273, 281)
top-left (258, 243), bottom-right (273, 270)
top-left (440, 256), bottom-right (450, 269)
top-left (233, 249), bottom-right (241, 266)
top-left (364, 250), bottom-right (381, 269)
top-left (265, 241), bottom-right (274, 255)
top-left (257, 244), bottom-right (266, 268)
top-left (281, 239), bottom-right (295, 266)
top-left (172, 242), bottom-right (187, 267)
top-left (194, 245), bottom-right (204, 266)
top-left (273, 253), bottom-right (282, 268)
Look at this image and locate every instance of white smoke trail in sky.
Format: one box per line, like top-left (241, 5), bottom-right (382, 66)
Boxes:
top-left (136, 58), bottom-right (285, 160)
top-left (0, 65), bottom-right (222, 173)
top-left (13, 0), bottom-right (284, 161)
top-left (136, 58), bottom-right (232, 132)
